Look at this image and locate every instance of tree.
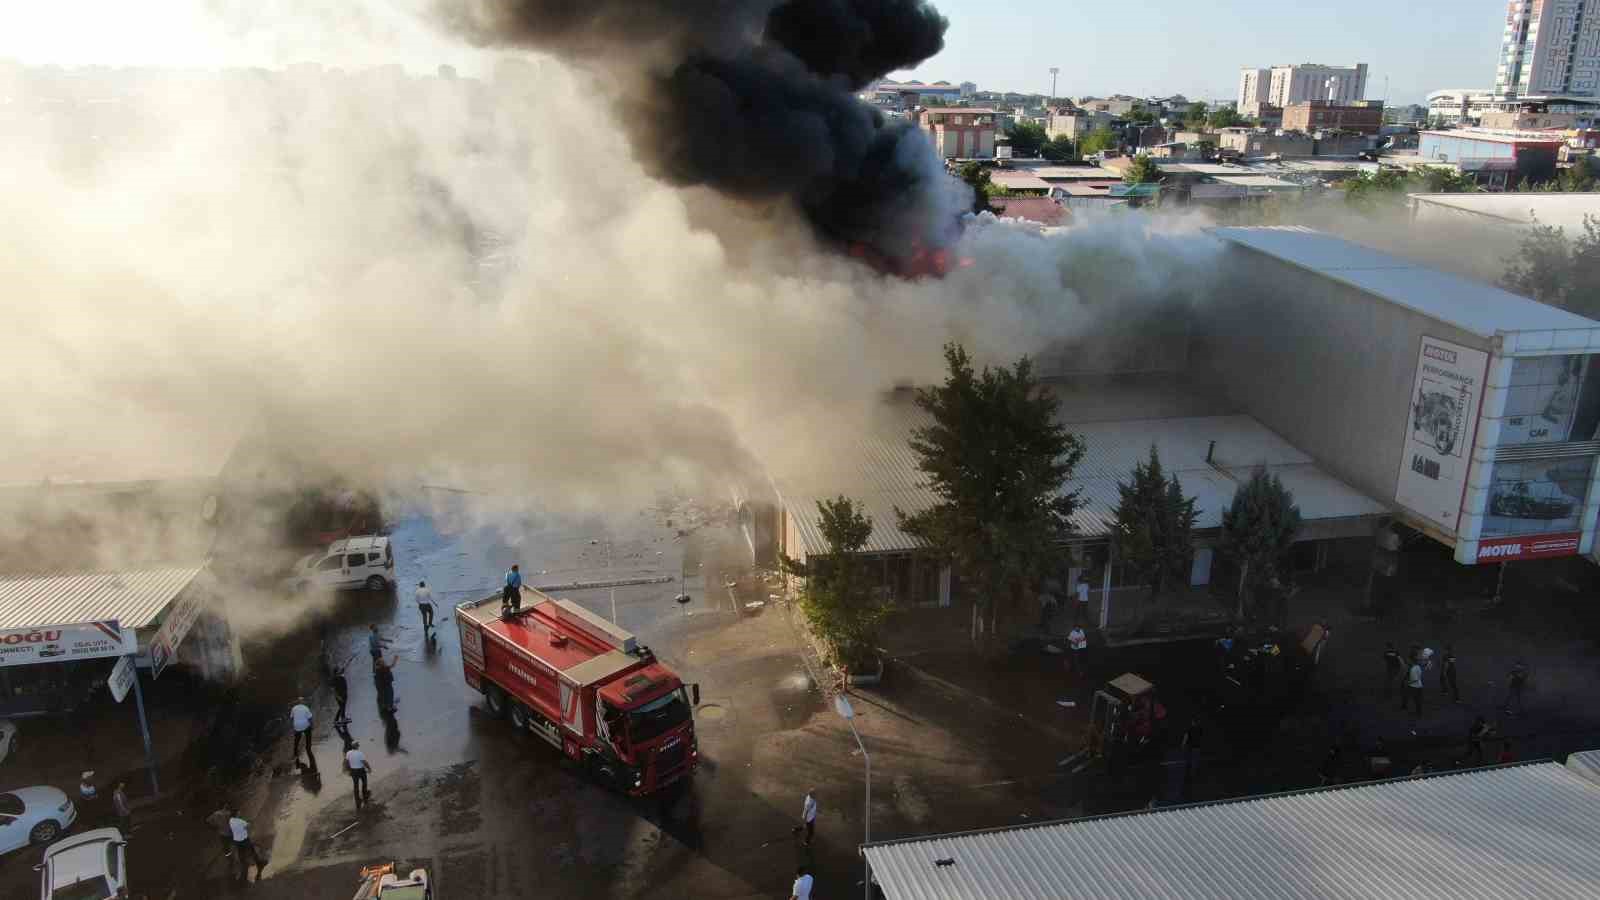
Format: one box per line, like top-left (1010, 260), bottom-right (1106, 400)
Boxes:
top-left (1183, 102), bottom-right (1209, 129)
top-left (1124, 107), bottom-right (1156, 125)
top-left (1344, 167), bottom-right (1475, 210)
top-left (780, 497), bottom-right (892, 668)
top-left (1123, 153), bottom-right (1163, 184)
top-left (1041, 134), bottom-right (1076, 162)
top-left (1503, 214), bottom-right (1600, 318)
top-left (1217, 468), bottom-right (1302, 619)
top-left (1109, 446), bottom-right (1198, 603)
top-left (1206, 107), bottom-right (1242, 129)
top-left (1006, 121), bottom-right (1048, 157)
top-left (899, 344), bottom-right (1085, 638)
top-left (957, 161), bottom-right (995, 213)
top-left (1078, 126), bottom-right (1117, 157)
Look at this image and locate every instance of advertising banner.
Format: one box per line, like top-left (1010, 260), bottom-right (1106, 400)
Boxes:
top-left (1395, 337), bottom-right (1489, 534)
top-left (149, 587), bottom-right (205, 680)
top-left (108, 655), bottom-right (136, 704)
top-left (0, 620), bottom-right (136, 668)
top-left (1500, 355), bottom-right (1600, 445)
top-left (1475, 532), bottom-right (1581, 562)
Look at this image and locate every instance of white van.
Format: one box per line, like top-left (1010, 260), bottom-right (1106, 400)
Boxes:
top-left (288, 535), bottom-right (395, 593)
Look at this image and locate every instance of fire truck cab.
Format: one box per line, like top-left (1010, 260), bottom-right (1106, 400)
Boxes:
top-left (455, 589), bottom-right (699, 795)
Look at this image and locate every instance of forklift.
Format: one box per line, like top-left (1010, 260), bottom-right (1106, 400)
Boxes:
top-left (1087, 672), bottom-right (1163, 759)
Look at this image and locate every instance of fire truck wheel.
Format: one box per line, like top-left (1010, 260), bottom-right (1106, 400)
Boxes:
top-left (485, 685), bottom-right (508, 718)
top-left (510, 702), bottom-right (532, 731)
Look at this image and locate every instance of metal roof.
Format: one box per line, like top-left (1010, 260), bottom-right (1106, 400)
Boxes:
top-left (987, 171), bottom-right (1052, 191)
top-left (864, 756), bottom-right (1600, 900)
top-left (0, 566), bottom-right (204, 630)
top-left (778, 408), bottom-right (1385, 556)
top-left (1212, 226), bottom-right (1600, 348)
top-left (1407, 192), bottom-right (1600, 231)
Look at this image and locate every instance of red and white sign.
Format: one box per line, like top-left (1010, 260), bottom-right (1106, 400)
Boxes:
top-left (1474, 532), bottom-right (1581, 563)
top-left (0, 620), bottom-right (136, 668)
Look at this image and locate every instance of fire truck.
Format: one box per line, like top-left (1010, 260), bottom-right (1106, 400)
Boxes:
top-left (455, 588), bottom-right (700, 795)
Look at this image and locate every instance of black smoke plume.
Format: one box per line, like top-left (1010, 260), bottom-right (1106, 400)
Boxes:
top-left (439, 0), bottom-right (965, 255)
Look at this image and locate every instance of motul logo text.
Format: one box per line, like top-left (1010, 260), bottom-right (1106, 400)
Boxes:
top-left (1478, 543), bottom-right (1521, 559)
top-left (0, 630), bottom-right (62, 645)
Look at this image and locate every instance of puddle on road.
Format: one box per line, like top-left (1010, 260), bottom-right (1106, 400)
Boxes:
top-left (771, 672), bottom-right (821, 730)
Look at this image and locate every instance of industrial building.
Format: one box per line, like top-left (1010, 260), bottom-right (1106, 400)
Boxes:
top-left (863, 752), bottom-right (1600, 900)
top-left (1416, 128), bottom-right (1565, 187)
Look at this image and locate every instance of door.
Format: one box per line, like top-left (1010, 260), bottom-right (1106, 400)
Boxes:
top-left (312, 554), bottom-right (345, 589)
top-left (0, 813), bottom-right (22, 855)
top-left (343, 553), bottom-right (369, 587)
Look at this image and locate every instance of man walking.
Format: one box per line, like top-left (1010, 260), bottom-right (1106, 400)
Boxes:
top-left (793, 789), bottom-right (817, 847)
top-left (367, 624), bottom-right (389, 661)
top-left (1382, 643), bottom-right (1401, 698)
top-left (111, 782), bottom-right (133, 833)
top-left (1399, 656), bottom-right (1424, 720)
top-left (1503, 659), bottom-right (1529, 715)
top-left (374, 655), bottom-right (398, 715)
top-left (290, 697), bottom-right (317, 773)
top-left (345, 741), bottom-right (374, 809)
top-left (228, 810), bottom-right (268, 883)
top-left (1466, 715), bottom-right (1492, 765)
top-left (331, 665), bottom-right (350, 725)
top-left (1067, 625), bottom-right (1088, 676)
top-left (502, 564), bottom-right (523, 615)
top-left (205, 805), bottom-right (233, 858)
top-left (416, 580), bottom-right (436, 630)
top-left (1440, 646), bottom-right (1460, 703)
top-left (790, 866), bottom-right (814, 900)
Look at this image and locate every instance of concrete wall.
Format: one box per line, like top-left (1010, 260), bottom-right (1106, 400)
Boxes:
top-left (1190, 244), bottom-right (1489, 518)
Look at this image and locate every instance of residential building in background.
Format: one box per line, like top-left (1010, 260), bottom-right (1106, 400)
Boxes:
top-left (1427, 88), bottom-right (1500, 124)
top-left (1046, 109), bottom-right (1113, 140)
top-left (918, 107), bottom-right (997, 159)
top-left (959, 81), bottom-right (977, 98)
top-left (1495, 0), bottom-right (1600, 102)
top-left (1282, 100), bottom-right (1385, 135)
top-left (1240, 63), bottom-right (1368, 115)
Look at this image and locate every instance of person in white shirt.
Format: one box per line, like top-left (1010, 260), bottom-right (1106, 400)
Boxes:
top-left (1076, 576), bottom-right (1091, 624)
top-left (790, 866), bottom-right (814, 900)
top-left (1400, 660), bottom-right (1425, 719)
top-left (416, 581), bottom-right (436, 630)
top-left (345, 742), bottom-right (374, 809)
top-left (1068, 626), bottom-right (1088, 675)
top-left (796, 790), bottom-right (817, 846)
top-left (290, 698), bottom-right (317, 773)
top-left (227, 811), bottom-right (267, 882)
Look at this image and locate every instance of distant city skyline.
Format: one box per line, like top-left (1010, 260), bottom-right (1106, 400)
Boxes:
top-left (7, 0), bottom-right (1509, 106)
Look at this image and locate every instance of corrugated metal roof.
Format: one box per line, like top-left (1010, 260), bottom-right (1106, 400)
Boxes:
top-left (0, 566), bottom-right (204, 630)
top-left (1212, 226), bottom-right (1600, 342)
top-left (778, 410), bottom-right (1386, 556)
top-left (1408, 191), bottom-right (1600, 230)
top-left (864, 759), bottom-right (1600, 900)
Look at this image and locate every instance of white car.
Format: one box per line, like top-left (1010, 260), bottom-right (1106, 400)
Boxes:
top-left (287, 535), bottom-right (395, 593)
top-left (0, 787), bottom-right (75, 855)
top-left (37, 827), bottom-right (124, 900)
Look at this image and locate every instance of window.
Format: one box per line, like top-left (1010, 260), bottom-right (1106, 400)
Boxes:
top-left (315, 556), bottom-right (343, 572)
top-left (1482, 455), bottom-right (1593, 537)
top-left (347, 554), bottom-right (367, 568)
top-left (106, 844), bottom-right (119, 880)
top-left (367, 553), bottom-right (382, 564)
top-left (0, 793), bottom-right (21, 816)
top-left (1503, 355), bottom-right (1600, 444)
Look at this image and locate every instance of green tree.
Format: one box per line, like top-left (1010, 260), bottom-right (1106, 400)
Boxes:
top-left (899, 344), bottom-right (1085, 638)
top-left (1078, 126), bottom-right (1117, 156)
top-left (1183, 102), bottom-right (1209, 129)
top-left (1206, 107), bottom-right (1242, 129)
top-left (1503, 214), bottom-right (1600, 318)
top-left (1124, 107), bottom-right (1156, 124)
top-left (957, 161), bottom-right (995, 213)
top-left (1123, 153), bottom-right (1163, 184)
top-left (1217, 468), bottom-right (1302, 619)
top-left (1344, 167), bottom-right (1475, 210)
top-left (1041, 134), bottom-right (1076, 162)
top-left (1006, 120), bottom-right (1048, 157)
top-left (780, 497), bottom-right (892, 668)
top-left (1109, 446), bottom-right (1198, 603)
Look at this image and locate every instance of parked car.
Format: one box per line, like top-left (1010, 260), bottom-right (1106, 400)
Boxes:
top-left (0, 787), bottom-right (75, 855)
top-left (353, 861), bottom-right (431, 900)
top-left (285, 536), bottom-right (395, 593)
top-left (36, 827), bottom-right (124, 900)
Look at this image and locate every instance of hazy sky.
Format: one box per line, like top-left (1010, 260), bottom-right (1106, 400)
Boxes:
top-left (5, 1), bottom-right (1505, 104)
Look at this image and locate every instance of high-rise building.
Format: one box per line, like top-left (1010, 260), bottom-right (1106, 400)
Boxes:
top-left (1495, 1), bottom-right (1600, 101)
top-left (1238, 63), bottom-right (1368, 116)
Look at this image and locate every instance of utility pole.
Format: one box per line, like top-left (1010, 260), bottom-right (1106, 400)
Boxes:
top-left (1049, 67), bottom-right (1060, 104)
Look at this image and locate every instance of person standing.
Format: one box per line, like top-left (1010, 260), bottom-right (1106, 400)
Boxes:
top-left (1067, 625), bottom-right (1088, 676)
top-left (290, 697), bottom-right (317, 773)
top-left (111, 782), bottom-right (133, 833)
top-left (345, 742), bottom-right (373, 809)
top-left (1466, 715), bottom-right (1492, 765)
top-left (374, 655), bottom-right (398, 714)
top-left (794, 789), bottom-right (817, 847)
top-left (1503, 660), bottom-right (1529, 716)
top-left (502, 564), bottom-right (523, 614)
top-left (228, 811), bottom-right (268, 883)
top-left (790, 866), bottom-right (814, 900)
top-left (331, 666), bottom-right (350, 725)
top-left (1382, 643), bottom-right (1401, 699)
top-left (205, 805), bottom-right (233, 858)
top-left (1440, 646), bottom-right (1460, 703)
top-left (1317, 746), bottom-right (1341, 786)
top-left (1399, 657), bottom-right (1424, 719)
top-left (416, 581), bottom-right (436, 630)
top-left (367, 624), bottom-right (389, 661)
top-left (1075, 575), bottom-right (1092, 625)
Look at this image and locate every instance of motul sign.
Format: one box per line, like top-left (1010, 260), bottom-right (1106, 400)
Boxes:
top-left (0, 620), bottom-right (137, 667)
top-left (1474, 533), bottom-right (1580, 563)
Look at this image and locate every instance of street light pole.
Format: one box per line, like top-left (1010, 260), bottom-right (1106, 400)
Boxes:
top-left (835, 695), bottom-right (870, 900)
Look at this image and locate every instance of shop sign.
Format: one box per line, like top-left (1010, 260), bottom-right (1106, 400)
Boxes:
top-left (1394, 337), bottom-right (1489, 534)
top-left (108, 655), bottom-right (136, 703)
top-left (0, 620), bottom-right (136, 667)
top-left (149, 588), bottom-right (205, 680)
top-left (1474, 532), bottom-right (1581, 563)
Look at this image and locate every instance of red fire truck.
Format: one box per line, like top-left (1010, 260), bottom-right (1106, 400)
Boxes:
top-left (455, 588), bottom-right (699, 795)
